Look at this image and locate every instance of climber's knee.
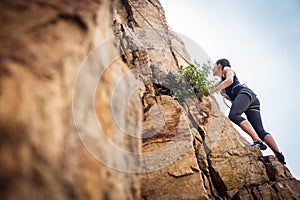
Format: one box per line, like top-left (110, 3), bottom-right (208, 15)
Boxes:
top-left (259, 132), bottom-right (270, 141)
top-left (228, 111), bottom-right (245, 125)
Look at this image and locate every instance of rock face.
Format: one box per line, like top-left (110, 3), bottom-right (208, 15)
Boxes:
top-left (114, 0), bottom-right (300, 200)
top-left (0, 0), bottom-right (141, 199)
top-left (1, 0), bottom-right (300, 200)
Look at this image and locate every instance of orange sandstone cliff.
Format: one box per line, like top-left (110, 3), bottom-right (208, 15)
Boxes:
top-left (0, 0), bottom-right (299, 199)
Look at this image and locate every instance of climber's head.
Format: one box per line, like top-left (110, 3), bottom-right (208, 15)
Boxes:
top-left (216, 58), bottom-right (231, 68)
top-left (213, 58), bottom-right (231, 77)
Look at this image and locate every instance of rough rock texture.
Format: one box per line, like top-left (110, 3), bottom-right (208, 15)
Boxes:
top-left (205, 99), bottom-right (300, 199)
top-left (1, 0), bottom-right (300, 199)
top-left (113, 0), bottom-right (300, 200)
top-left (0, 0), bottom-right (141, 199)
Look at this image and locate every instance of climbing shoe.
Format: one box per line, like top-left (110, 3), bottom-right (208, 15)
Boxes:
top-left (275, 152), bottom-right (286, 165)
top-left (251, 141), bottom-right (267, 150)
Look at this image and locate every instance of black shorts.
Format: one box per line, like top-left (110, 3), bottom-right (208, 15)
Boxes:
top-left (228, 88), bottom-right (270, 140)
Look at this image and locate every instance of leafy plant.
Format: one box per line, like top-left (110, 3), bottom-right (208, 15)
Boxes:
top-left (178, 61), bottom-right (215, 99)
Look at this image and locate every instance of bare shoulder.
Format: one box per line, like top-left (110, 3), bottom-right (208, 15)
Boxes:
top-left (223, 66), bottom-right (234, 77)
top-left (223, 66), bottom-right (233, 73)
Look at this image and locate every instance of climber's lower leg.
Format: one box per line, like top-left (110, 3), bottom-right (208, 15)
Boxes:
top-left (239, 120), bottom-right (262, 142)
top-left (263, 134), bottom-right (280, 154)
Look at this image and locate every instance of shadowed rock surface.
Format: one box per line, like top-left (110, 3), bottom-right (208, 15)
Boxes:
top-left (0, 0), bottom-right (141, 199)
top-left (0, 0), bottom-right (299, 199)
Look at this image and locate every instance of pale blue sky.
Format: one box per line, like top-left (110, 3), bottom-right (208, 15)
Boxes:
top-left (160, 0), bottom-right (300, 179)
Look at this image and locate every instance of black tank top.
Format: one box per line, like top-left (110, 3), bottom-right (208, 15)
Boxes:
top-left (221, 72), bottom-right (243, 101)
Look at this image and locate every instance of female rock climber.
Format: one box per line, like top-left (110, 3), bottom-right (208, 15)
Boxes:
top-left (212, 58), bottom-right (286, 164)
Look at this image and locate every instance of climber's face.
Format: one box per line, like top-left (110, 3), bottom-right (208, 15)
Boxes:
top-left (212, 64), bottom-right (222, 77)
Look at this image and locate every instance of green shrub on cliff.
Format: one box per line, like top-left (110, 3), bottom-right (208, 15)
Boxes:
top-left (179, 61), bottom-right (214, 99)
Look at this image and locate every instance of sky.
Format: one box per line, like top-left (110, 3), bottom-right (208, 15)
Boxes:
top-left (160, 0), bottom-right (300, 179)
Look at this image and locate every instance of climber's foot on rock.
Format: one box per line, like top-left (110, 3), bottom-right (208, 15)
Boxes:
top-left (251, 141), bottom-right (267, 150)
top-left (275, 152), bottom-right (286, 165)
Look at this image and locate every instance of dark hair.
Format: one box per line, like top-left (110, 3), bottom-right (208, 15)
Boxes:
top-left (216, 58), bottom-right (231, 68)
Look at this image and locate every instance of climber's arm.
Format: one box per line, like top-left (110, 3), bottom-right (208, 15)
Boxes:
top-left (215, 67), bottom-right (234, 91)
